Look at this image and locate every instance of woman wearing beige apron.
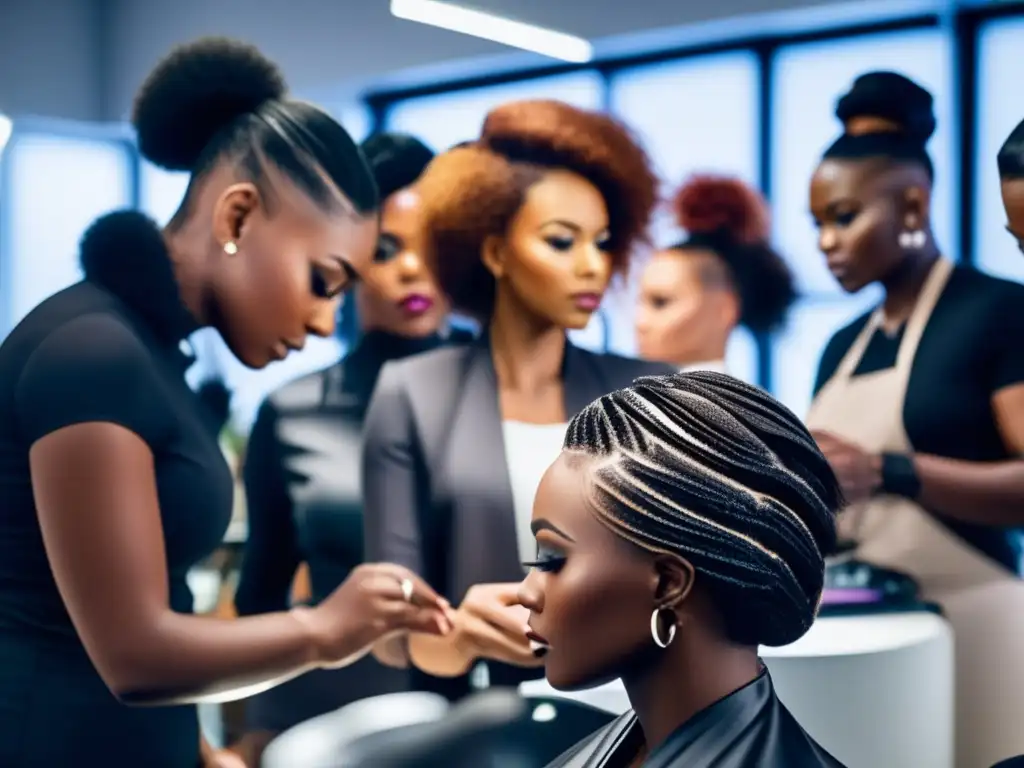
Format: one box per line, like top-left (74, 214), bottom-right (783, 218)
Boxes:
top-left (808, 72), bottom-right (1024, 768)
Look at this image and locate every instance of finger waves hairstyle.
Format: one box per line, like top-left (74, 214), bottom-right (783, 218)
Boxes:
top-left (415, 99), bottom-right (658, 320)
top-left (564, 371), bottom-right (842, 646)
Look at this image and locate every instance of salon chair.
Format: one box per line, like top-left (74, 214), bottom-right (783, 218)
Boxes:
top-left (263, 687), bottom-right (613, 768)
top-left (260, 691), bottom-right (450, 768)
top-left (320, 688), bottom-right (613, 768)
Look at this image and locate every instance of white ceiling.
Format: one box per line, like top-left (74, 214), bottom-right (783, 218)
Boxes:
top-left (102, 0), bottom-right (943, 119)
top-left (0, 0), bottom-right (952, 122)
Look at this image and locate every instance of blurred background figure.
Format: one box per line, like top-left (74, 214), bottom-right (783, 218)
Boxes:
top-left (807, 71), bottom-right (1024, 768)
top-left (635, 175), bottom-right (795, 373)
top-left (230, 132), bottom-right (451, 766)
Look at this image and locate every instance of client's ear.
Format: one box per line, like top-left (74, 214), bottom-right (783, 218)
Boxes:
top-left (652, 554), bottom-right (695, 609)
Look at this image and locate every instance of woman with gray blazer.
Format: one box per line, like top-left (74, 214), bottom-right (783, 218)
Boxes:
top-left (363, 99), bottom-right (671, 702)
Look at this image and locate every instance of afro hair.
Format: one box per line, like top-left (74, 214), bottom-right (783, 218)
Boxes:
top-left (132, 37), bottom-right (285, 172)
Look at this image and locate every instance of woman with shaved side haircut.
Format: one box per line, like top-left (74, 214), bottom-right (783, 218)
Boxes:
top-left (809, 71), bottom-right (1024, 767)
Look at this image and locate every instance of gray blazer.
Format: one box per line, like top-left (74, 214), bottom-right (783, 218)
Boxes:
top-left (361, 336), bottom-right (672, 605)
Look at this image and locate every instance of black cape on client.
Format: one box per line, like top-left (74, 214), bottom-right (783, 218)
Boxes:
top-left (547, 670), bottom-right (846, 767)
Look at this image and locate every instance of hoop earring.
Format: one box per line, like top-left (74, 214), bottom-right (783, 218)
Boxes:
top-left (650, 607), bottom-right (677, 649)
top-left (223, 241), bottom-right (238, 255)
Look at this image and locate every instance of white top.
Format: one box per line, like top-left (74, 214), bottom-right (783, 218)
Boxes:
top-left (679, 359), bottom-right (727, 374)
top-left (501, 421), bottom-right (568, 563)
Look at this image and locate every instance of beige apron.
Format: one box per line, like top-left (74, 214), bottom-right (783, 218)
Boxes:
top-left (806, 256), bottom-right (1024, 768)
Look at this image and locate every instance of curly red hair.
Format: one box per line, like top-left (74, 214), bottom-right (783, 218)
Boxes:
top-left (416, 99), bottom-right (658, 319)
top-left (672, 174), bottom-right (770, 245)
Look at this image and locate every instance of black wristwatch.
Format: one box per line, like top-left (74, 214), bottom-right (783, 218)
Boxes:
top-left (880, 452), bottom-right (921, 499)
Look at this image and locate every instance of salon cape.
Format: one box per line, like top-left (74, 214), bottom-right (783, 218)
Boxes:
top-left (545, 670), bottom-right (844, 768)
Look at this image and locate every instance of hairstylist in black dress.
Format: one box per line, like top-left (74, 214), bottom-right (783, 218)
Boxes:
top-left (806, 72), bottom-right (1024, 768)
top-left (232, 132), bottom-right (452, 761)
top-left (0, 40), bottom-right (450, 768)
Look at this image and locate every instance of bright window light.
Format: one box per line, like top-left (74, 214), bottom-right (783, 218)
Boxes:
top-left (0, 114), bottom-right (12, 153)
top-left (390, 0), bottom-right (593, 63)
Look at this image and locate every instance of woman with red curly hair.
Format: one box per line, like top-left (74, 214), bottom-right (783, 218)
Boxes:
top-left (636, 175), bottom-right (795, 374)
top-left (362, 100), bottom-right (672, 703)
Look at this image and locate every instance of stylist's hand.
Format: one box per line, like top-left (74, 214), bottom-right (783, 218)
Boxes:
top-left (409, 583), bottom-right (541, 677)
top-left (304, 563), bottom-right (452, 669)
top-left (812, 430), bottom-right (882, 504)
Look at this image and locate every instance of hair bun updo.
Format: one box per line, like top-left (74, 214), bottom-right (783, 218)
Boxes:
top-left (132, 37), bottom-right (287, 172)
top-left (670, 175), bottom-right (794, 334)
top-left (673, 174), bottom-right (770, 246)
top-left (835, 70), bottom-right (936, 146)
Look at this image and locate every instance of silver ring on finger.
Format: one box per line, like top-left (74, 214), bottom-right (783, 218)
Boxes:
top-left (400, 577), bottom-right (414, 603)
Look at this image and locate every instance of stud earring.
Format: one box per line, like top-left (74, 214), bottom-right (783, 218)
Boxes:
top-left (223, 241), bottom-right (238, 255)
top-left (650, 607), bottom-right (677, 649)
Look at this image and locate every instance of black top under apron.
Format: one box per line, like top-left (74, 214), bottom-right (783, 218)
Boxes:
top-left (815, 265), bottom-right (1024, 572)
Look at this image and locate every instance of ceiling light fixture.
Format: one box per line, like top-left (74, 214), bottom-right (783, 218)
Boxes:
top-left (390, 0), bottom-right (593, 63)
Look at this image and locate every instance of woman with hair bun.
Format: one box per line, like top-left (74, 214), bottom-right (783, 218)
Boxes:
top-left (519, 371), bottom-right (845, 767)
top-left (363, 99), bottom-right (672, 703)
top-left (636, 174), bottom-right (795, 373)
top-left (0, 39), bottom-right (451, 767)
top-left (807, 71), bottom-right (1024, 766)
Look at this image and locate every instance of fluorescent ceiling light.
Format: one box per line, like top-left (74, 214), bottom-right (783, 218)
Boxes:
top-left (391, 0), bottom-right (593, 63)
top-left (0, 114), bottom-right (11, 154)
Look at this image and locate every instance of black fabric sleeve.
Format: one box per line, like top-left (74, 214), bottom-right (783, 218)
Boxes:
top-left (361, 362), bottom-right (426, 578)
top-left (235, 399), bottom-right (302, 616)
top-left (989, 286), bottom-right (1024, 393)
top-left (14, 314), bottom-right (173, 447)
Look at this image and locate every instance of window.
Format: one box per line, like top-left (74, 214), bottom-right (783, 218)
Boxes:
top-left (607, 52), bottom-right (761, 361)
top-left (609, 52), bottom-right (761, 247)
top-left (974, 18), bottom-right (1024, 282)
top-left (384, 71), bottom-right (604, 152)
top-left (771, 290), bottom-right (879, 417)
top-left (140, 162), bottom-right (189, 226)
top-left (772, 28), bottom-right (955, 295)
top-left (2, 134), bottom-right (132, 332)
top-left (336, 101), bottom-right (374, 144)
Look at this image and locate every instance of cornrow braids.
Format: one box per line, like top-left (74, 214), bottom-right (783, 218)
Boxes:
top-left (564, 371), bottom-right (842, 647)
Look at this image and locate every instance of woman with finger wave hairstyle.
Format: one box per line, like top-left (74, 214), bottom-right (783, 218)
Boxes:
top-left (363, 99), bottom-right (673, 708)
top-left (518, 371), bottom-right (846, 767)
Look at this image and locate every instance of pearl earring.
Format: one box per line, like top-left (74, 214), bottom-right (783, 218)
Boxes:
top-left (898, 230), bottom-right (926, 250)
top-left (223, 241), bottom-right (238, 255)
